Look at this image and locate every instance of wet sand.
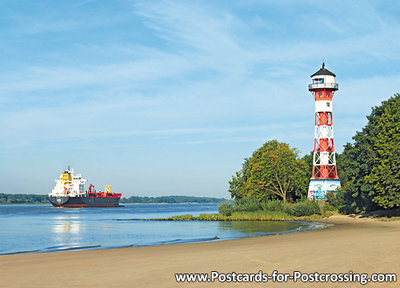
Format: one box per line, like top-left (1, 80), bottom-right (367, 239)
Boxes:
top-left (1, 215), bottom-right (399, 287)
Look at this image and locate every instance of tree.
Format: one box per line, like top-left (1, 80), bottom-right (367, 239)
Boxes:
top-left (229, 140), bottom-right (308, 202)
top-left (338, 93), bottom-right (400, 212)
top-left (336, 141), bottom-right (376, 213)
top-left (302, 151), bottom-right (313, 181)
top-left (228, 158), bottom-right (249, 200)
top-left (365, 94), bottom-right (400, 208)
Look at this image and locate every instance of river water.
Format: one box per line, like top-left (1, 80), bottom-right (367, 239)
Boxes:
top-left (0, 203), bottom-right (320, 255)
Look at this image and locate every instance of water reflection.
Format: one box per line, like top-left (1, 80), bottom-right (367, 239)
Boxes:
top-left (52, 216), bottom-right (81, 234)
top-left (52, 216), bottom-right (82, 247)
top-left (102, 223), bottom-right (113, 231)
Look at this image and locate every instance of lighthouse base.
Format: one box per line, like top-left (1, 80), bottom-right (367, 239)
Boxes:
top-left (308, 179), bottom-right (341, 200)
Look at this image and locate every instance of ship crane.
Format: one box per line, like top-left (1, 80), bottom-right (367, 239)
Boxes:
top-left (88, 184), bottom-right (95, 193)
top-left (104, 184), bottom-right (112, 197)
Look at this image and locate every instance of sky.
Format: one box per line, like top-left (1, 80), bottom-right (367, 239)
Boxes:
top-left (1, 0), bottom-right (399, 198)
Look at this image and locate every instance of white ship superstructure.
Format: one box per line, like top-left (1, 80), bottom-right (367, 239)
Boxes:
top-left (49, 167), bottom-right (87, 198)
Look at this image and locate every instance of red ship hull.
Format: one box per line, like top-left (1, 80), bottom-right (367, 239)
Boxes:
top-left (49, 193), bottom-right (121, 208)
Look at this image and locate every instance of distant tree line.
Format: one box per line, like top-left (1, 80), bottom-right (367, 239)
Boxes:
top-left (228, 93), bottom-right (400, 214)
top-left (0, 193), bottom-right (226, 204)
top-left (0, 193), bottom-right (49, 204)
top-left (120, 195), bottom-right (226, 204)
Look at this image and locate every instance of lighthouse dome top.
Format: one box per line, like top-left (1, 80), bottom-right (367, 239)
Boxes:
top-left (311, 63), bottom-right (336, 77)
top-left (309, 63), bottom-right (338, 91)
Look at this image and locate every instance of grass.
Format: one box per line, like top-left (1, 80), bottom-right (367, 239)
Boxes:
top-left (150, 210), bottom-right (333, 222)
top-left (148, 199), bottom-right (338, 222)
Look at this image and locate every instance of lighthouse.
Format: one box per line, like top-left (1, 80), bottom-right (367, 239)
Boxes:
top-left (308, 63), bottom-right (341, 200)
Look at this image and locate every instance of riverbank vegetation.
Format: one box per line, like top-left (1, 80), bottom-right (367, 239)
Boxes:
top-left (150, 211), bottom-right (328, 222)
top-left (225, 139), bottom-right (323, 218)
top-left (219, 198), bottom-right (325, 217)
top-left (335, 93), bottom-right (400, 214)
top-left (225, 93), bottom-right (400, 217)
top-left (229, 140), bottom-right (310, 203)
top-left (150, 199), bottom-right (332, 221)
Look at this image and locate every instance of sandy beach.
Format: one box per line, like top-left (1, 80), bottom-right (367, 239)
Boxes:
top-left (1, 215), bottom-right (399, 288)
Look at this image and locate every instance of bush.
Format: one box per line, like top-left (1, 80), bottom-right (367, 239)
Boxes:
top-left (325, 191), bottom-right (340, 210)
top-left (289, 200), bottom-right (321, 216)
top-left (234, 197), bottom-right (260, 212)
top-left (170, 214), bottom-right (195, 220)
top-left (218, 202), bottom-right (235, 216)
top-left (260, 200), bottom-right (291, 214)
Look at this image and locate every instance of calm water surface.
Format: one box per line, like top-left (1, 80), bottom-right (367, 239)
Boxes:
top-left (0, 204), bottom-right (320, 255)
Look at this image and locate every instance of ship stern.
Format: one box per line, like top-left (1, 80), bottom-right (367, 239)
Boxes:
top-left (49, 196), bottom-right (69, 207)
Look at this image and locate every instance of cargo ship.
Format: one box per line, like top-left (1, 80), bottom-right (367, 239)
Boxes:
top-left (48, 167), bottom-right (121, 208)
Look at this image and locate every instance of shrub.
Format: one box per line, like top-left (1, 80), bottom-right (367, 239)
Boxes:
top-left (234, 197), bottom-right (260, 212)
top-left (260, 200), bottom-right (291, 214)
top-left (289, 200), bottom-right (321, 216)
top-left (218, 202), bottom-right (235, 216)
top-left (170, 214), bottom-right (194, 220)
top-left (325, 191), bottom-right (340, 211)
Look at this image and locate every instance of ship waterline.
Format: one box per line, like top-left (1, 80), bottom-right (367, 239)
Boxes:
top-left (48, 195), bottom-right (120, 208)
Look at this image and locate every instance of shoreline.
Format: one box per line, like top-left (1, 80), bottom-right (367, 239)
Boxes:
top-left (1, 215), bottom-right (399, 287)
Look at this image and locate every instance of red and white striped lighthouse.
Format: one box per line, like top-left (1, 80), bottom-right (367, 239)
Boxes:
top-left (308, 63), bottom-right (341, 200)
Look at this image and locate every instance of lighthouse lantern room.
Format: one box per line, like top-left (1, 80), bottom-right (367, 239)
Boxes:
top-left (308, 63), bottom-right (341, 200)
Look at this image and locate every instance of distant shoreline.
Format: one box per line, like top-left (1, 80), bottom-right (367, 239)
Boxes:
top-left (0, 193), bottom-right (227, 205)
top-left (0, 202), bottom-right (222, 206)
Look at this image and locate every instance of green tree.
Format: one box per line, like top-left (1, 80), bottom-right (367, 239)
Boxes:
top-left (229, 140), bottom-right (308, 202)
top-left (338, 93), bottom-right (400, 212)
top-left (365, 94), bottom-right (400, 208)
top-left (337, 140), bottom-right (376, 213)
top-left (228, 158), bottom-right (249, 200)
top-left (302, 151), bottom-right (313, 183)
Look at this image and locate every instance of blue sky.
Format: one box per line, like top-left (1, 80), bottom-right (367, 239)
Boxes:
top-left (1, 0), bottom-right (399, 197)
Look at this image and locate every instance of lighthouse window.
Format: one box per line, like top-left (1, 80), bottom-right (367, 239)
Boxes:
top-left (327, 102), bottom-right (331, 107)
top-left (313, 78), bottom-right (324, 84)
